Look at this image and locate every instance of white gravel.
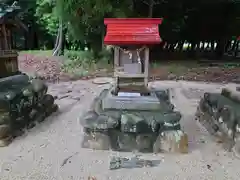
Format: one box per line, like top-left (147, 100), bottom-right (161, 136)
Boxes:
top-left (0, 79), bottom-right (240, 180)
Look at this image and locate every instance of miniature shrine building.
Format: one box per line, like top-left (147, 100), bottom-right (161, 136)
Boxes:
top-left (104, 18), bottom-right (163, 93)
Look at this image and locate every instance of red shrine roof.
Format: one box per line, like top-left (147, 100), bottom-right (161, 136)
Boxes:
top-left (104, 18), bottom-right (163, 45)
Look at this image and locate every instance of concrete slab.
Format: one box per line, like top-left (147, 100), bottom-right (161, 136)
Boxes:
top-left (102, 88), bottom-right (162, 110)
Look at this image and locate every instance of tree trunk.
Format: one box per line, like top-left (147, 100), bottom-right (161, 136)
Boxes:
top-left (53, 27), bottom-right (60, 52)
top-left (52, 20), bottom-right (63, 56)
top-left (201, 41), bottom-right (205, 51)
top-left (224, 40), bottom-right (231, 53)
top-left (215, 39), bottom-right (225, 59)
top-left (231, 40), bottom-right (237, 53)
top-left (2, 24), bottom-right (8, 50)
top-left (59, 28), bottom-right (67, 56)
top-left (178, 41), bottom-right (184, 52)
top-left (33, 31), bottom-right (39, 49)
top-left (234, 41), bottom-right (239, 58)
top-left (190, 42), bottom-right (196, 58)
top-left (148, 0), bottom-right (154, 17)
top-left (211, 41), bottom-right (215, 52)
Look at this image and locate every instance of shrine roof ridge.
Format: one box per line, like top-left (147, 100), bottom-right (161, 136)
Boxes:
top-left (104, 18), bottom-right (163, 24)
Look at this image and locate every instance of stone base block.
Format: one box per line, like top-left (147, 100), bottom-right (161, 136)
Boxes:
top-left (81, 131), bottom-right (111, 150)
top-left (117, 133), bottom-right (137, 151)
top-left (102, 88), bottom-right (165, 111)
top-left (136, 134), bottom-right (157, 152)
top-left (81, 129), bottom-right (187, 153)
top-left (116, 132), bottom-right (156, 152)
top-left (80, 88), bottom-right (187, 154)
top-left (153, 130), bottom-right (188, 153)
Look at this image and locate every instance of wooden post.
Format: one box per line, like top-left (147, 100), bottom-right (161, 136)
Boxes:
top-left (0, 26), bottom-right (2, 50)
top-left (10, 29), bottom-right (13, 49)
top-left (7, 29), bottom-right (11, 49)
top-left (114, 47), bottom-right (120, 89)
top-left (144, 47), bottom-right (149, 87)
top-left (2, 24), bottom-right (8, 50)
top-left (114, 47), bottom-right (120, 67)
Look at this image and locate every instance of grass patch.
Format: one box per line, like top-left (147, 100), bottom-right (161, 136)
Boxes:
top-left (61, 49), bottom-right (112, 78)
top-left (150, 61), bottom-right (200, 76)
top-left (19, 50), bottom-right (53, 56)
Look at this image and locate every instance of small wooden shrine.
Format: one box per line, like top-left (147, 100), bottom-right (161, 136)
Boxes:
top-left (104, 18), bottom-right (162, 94)
top-left (0, 4), bottom-right (28, 77)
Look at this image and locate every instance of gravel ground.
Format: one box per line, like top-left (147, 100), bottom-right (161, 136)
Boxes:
top-left (0, 79), bottom-right (240, 180)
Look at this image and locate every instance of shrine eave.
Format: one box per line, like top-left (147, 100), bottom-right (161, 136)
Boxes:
top-left (104, 37), bottom-right (162, 45)
top-left (104, 18), bottom-right (163, 45)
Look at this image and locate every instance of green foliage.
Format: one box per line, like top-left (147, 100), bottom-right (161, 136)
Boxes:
top-left (35, 0), bottom-right (59, 36)
top-left (98, 48), bottom-right (112, 63)
top-left (19, 50), bottom-right (53, 56)
top-left (55, 0), bottom-right (135, 43)
top-left (65, 50), bottom-right (96, 65)
top-left (61, 48), bottom-right (112, 77)
top-left (61, 50), bottom-right (95, 76)
top-left (5, 0), bottom-right (240, 60)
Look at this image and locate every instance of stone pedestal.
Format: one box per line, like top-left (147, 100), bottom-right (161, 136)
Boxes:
top-left (80, 88), bottom-right (188, 153)
top-left (102, 87), bottom-right (163, 111)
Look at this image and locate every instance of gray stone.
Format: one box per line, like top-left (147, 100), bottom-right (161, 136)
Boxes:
top-left (119, 111), bottom-right (181, 133)
top-left (90, 89), bottom-right (108, 113)
top-left (109, 155), bottom-right (161, 170)
top-left (233, 137), bottom-right (240, 159)
top-left (117, 133), bottom-right (137, 151)
top-left (0, 124), bottom-right (10, 139)
top-left (153, 130), bottom-right (188, 153)
top-left (120, 113), bottom-right (152, 133)
top-left (79, 87), bottom-right (186, 153)
top-left (81, 131), bottom-right (111, 150)
top-left (154, 89), bottom-right (170, 101)
top-left (102, 88), bottom-right (173, 111)
top-left (92, 77), bottom-right (112, 85)
top-left (0, 136), bottom-right (12, 147)
top-left (196, 97), bottom-right (237, 151)
top-left (167, 73), bottom-right (176, 80)
top-left (136, 134), bottom-right (156, 152)
top-left (80, 111), bottom-right (119, 130)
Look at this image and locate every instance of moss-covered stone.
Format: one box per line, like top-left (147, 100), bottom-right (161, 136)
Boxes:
top-left (0, 124), bottom-right (10, 138)
top-left (81, 131), bottom-right (111, 150)
top-left (153, 130), bottom-right (188, 153)
top-left (196, 91), bottom-right (240, 151)
top-left (81, 88), bottom-right (186, 153)
top-left (0, 75), bottom-right (57, 146)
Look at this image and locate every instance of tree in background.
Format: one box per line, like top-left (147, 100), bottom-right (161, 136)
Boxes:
top-left (3, 0), bottom-right (240, 59)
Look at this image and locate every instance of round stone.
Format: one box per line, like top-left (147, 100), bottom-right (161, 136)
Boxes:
top-left (92, 77), bottom-right (113, 85)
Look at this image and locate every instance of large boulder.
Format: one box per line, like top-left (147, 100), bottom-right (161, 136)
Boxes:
top-left (0, 75), bottom-right (58, 146)
top-left (196, 91), bottom-right (240, 152)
